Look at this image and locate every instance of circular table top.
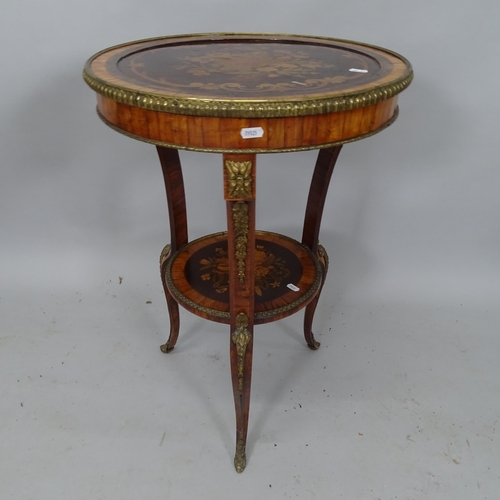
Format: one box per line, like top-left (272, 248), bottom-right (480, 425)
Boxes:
top-left (84, 33), bottom-right (413, 118)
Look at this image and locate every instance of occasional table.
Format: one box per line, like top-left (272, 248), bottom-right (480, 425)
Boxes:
top-left (83, 33), bottom-right (413, 472)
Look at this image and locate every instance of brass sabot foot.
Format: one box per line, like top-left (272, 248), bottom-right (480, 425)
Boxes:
top-left (307, 336), bottom-right (320, 350)
top-left (160, 342), bottom-right (174, 353)
top-left (234, 439), bottom-right (247, 473)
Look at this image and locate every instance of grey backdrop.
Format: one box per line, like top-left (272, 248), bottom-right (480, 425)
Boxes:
top-left (1, 1), bottom-right (499, 498)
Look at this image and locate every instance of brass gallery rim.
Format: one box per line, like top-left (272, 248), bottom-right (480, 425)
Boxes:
top-left (83, 33), bottom-right (413, 118)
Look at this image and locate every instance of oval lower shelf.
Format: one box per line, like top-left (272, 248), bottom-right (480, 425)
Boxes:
top-left (165, 231), bottom-right (324, 324)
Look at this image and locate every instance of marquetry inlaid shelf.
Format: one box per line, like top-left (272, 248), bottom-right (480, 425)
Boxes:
top-left (83, 33), bottom-right (413, 473)
top-left (165, 231), bottom-right (322, 324)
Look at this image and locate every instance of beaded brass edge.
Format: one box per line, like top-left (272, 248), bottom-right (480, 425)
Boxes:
top-left (83, 33), bottom-right (413, 118)
top-left (96, 106), bottom-right (399, 154)
top-left (164, 231), bottom-right (323, 322)
top-left (84, 71), bottom-right (412, 119)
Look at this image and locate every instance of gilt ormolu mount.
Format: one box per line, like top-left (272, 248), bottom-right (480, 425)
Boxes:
top-left (83, 33), bottom-right (413, 472)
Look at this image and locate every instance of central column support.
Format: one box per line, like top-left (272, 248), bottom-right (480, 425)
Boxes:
top-left (223, 153), bottom-right (256, 473)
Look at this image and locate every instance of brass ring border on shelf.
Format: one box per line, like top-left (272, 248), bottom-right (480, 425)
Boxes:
top-left (96, 106), bottom-right (399, 154)
top-left (164, 231), bottom-right (323, 323)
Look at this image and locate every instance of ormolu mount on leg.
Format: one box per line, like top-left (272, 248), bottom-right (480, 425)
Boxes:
top-left (232, 312), bottom-right (252, 391)
top-left (232, 312), bottom-right (252, 473)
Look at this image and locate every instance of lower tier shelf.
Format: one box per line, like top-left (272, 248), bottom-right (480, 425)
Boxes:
top-left (165, 231), bottom-right (324, 324)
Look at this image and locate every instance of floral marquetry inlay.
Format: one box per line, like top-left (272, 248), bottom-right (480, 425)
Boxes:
top-left (169, 231), bottom-right (321, 322)
top-left (199, 243), bottom-right (291, 296)
top-left (111, 42), bottom-right (391, 98)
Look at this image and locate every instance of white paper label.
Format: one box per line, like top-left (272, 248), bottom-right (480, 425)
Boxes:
top-left (349, 68), bottom-right (368, 73)
top-left (240, 127), bottom-right (264, 139)
top-left (287, 284), bottom-right (300, 292)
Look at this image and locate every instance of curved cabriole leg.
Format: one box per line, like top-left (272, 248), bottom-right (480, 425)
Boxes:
top-left (159, 244), bottom-right (180, 353)
top-left (231, 312), bottom-right (253, 473)
top-left (160, 292), bottom-right (180, 353)
top-left (301, 147), bottom-right (342, 349)
top-left (224, 154), bottom-right (256, 473)
top-left (156, 146), bottom-right (188, 353)
top-left (304, 245), bottom-right (329, 350)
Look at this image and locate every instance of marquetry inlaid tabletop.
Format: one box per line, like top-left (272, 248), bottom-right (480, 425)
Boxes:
top-left (83, 33), bottom-right (413, 119)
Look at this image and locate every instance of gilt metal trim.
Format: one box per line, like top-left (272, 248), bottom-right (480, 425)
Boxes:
top-left (226, 160), bottom-right (253, 199)
top-left (234, 439), bottom-right (247, 473)
top-left (164, 231), bottom-right (323, 323)
top-left (159, 243), bottom-right (172, 268)
top-left (83, 32), bottom-right (413, 118)
top-left (232, 312), bottom-right (252, 391)
top-left (318, 244), bottom-right (329, 275)
top-left (232, 202), bottom-right (249, 283)
top-left (85, 70), bottom-right (412, 118)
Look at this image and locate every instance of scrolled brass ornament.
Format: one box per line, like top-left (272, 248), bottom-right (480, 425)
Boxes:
top-left (159, 243), bottom-right (172, 268)
top-left (232, 202), bottom-right (249, 283)
top-left (232, 312), bottom-right (252, 391)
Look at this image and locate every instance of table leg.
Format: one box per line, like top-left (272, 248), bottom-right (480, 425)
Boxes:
top-left (301, 146), bottom-right (342, 349)
top-left (159, 243), bottom-right (180, 353)
top-left (157, 146), bottom-right (188, 353)
top-left (223, 154), bottom-right (256, 472)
